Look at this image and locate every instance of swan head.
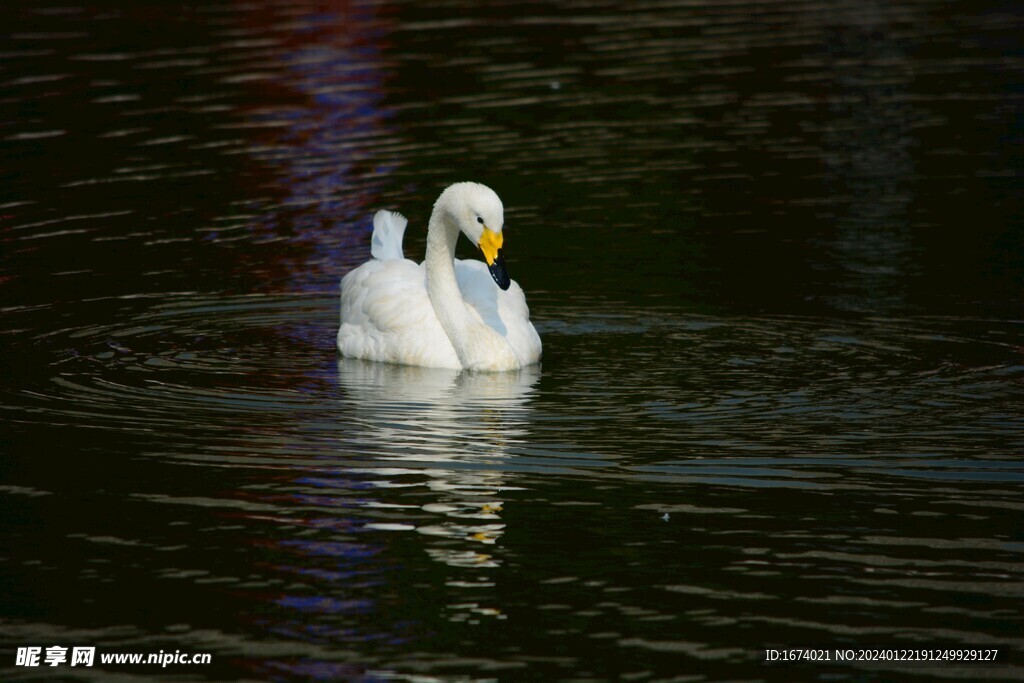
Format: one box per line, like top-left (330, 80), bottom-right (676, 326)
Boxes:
top-left (436, 182), bottom-right (510, 290)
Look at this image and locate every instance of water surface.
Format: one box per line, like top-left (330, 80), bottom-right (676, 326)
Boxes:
top-left (1, 0), bottom-right (1022, 681)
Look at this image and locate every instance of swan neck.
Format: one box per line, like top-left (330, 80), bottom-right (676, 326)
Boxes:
top-left (425, 209), bottom-right (458, 265)
top-left (423, 192), bottom-right (520, 371)
top-left (425, 207), bottom-right (475, 364)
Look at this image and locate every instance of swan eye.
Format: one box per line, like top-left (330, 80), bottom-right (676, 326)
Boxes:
top-left (476, 216), bottom-right (484, 224)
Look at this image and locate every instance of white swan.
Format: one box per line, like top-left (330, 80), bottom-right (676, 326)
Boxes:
top-left (337, 182), bottom-right (542, 371)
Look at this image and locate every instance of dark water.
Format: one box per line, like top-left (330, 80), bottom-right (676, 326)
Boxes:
top-left (2, 0), bottom-right (1023, 681)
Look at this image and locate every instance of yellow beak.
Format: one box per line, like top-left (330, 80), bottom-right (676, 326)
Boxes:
top-left (479, 226), bottom-right (503, 266)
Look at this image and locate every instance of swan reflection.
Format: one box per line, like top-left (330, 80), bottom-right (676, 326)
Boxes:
top-left (336, 358), bottom-right (538, 461)
top-left (335, 358), bottom-right (538, 576)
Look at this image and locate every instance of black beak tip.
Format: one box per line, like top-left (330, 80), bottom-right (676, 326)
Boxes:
top-left (488, 250), bottom-right (511, 291)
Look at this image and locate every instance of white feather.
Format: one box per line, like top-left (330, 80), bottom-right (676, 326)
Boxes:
top-left (370, 210), bottom-right (407, 261)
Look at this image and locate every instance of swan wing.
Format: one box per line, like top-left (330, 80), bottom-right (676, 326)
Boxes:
top-left (455, 259), bottom-right (542, 366)
top-left (339, 259), bottom-right (461, 368)
top-left (370, 210), bottom-right (407, 261)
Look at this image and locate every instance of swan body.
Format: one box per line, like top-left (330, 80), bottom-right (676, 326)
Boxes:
top-left (338, 182), bottom-right (542, 371)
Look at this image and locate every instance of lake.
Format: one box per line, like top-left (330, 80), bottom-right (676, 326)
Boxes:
top-left (1, 0), bottom-right (1022, 680)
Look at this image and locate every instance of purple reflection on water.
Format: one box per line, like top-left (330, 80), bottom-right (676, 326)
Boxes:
top-left (242, 2), bottom-right (399, 296)
top-left (277, 595), bottom-right (375, 615)
top-left (279, 539), bottom-right (381, 559)
top-left (264, 659), bottom-right (394, 681)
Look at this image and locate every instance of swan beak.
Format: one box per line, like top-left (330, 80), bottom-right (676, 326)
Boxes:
top-left (479, 227), bottom-right (511, 290)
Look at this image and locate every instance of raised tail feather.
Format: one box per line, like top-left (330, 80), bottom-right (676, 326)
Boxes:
top-left (370, 210), bottom-right (407, 261)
